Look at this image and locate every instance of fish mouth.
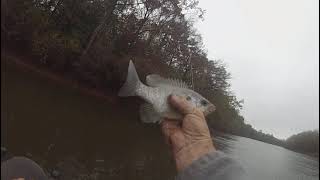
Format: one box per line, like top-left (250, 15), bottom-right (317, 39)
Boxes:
top-left (204, 104), bottom-right (216, 115)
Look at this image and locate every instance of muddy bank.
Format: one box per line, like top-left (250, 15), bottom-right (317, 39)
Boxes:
top-left (2, 52), bottom-right (119, 104)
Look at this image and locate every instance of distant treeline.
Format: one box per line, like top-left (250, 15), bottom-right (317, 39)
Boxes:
top-left (285, 130), bottom-right (319, 157)
top-left (1, 0), bottom-right (317, 154)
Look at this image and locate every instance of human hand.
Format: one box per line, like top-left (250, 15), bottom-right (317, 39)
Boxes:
top-left (161, 95), bottom-right (216, 171)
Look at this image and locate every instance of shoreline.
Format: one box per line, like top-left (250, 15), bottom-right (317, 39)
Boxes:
top-left (2, 52), bottom-right (119, 104)
top-left (2, 52), bottom-right (318, 159)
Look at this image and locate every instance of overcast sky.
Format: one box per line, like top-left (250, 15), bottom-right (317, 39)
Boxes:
top-left (194, 0), bottom-right (319, 139)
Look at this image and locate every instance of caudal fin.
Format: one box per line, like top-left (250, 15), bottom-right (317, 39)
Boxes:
top-left (118, 60), bottom-right (141, 97)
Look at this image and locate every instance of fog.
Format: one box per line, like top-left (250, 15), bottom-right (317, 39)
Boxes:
top-left (195, 0), bottom-right (319, 139)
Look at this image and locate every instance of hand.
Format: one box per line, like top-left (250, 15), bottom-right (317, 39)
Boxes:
top-left (161, 95), bottom-right (216, 171)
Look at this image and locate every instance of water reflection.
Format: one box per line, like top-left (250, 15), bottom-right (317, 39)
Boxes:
top-left (2, 60), bottom-right (319, 180)
top-left (217, 136), bottom-right (319, 180)
top-left (286, 151), bottom-right (319, 177)
top-left (211, 131), bottom-right (237, 154)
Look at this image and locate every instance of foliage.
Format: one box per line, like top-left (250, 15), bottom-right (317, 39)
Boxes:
top-left (285, 130), bottom-right (319, 155)
top-left (2, 0), bottom-right (315, 151)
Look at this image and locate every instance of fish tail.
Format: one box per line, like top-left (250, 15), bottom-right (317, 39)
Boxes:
top-left (118, 60), bottom-right (142, 97)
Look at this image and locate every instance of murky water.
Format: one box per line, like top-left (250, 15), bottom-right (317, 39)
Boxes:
top-left (214, 133), bottom-right (319, 180)
top-left (1, 59), bottom-right (319, 180)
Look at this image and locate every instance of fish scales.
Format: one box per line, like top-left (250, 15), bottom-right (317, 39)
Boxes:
top-left (118, 60), bottom-right (215, 123)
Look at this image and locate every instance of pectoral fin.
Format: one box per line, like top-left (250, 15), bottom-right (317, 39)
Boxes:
top-left (139, 103), bottom-right (162, 123)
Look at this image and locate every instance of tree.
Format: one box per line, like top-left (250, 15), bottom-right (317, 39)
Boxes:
top-left (2, 0), bottom-right (292, 150)
top-left (286, 130), bottom-right (319, 155)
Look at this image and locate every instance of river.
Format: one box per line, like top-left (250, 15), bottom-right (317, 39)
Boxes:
top-left (1, 59), bottom-right (319, 180)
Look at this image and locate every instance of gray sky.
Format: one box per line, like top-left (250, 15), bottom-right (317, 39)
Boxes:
top-left (194, 0), bottom-right (319, 139)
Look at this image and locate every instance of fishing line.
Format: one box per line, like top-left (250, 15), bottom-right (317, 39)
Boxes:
top-left (189, 53), bottom-right (194, 90)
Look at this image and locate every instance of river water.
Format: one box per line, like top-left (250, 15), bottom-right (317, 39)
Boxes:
top-left (1, 59), bottom-right (319, 180)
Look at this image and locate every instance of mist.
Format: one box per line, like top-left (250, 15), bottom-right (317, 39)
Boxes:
top-left (195, 0), bottom-right (319, 139)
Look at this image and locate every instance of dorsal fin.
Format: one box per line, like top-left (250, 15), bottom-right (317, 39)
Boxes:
top-left (146, 74), bottom-right (189, 88)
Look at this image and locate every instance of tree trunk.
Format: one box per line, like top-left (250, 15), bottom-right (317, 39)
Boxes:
top-left (81, 0), bottom-right (118, 58)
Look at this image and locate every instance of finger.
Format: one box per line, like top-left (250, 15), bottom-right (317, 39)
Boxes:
top-left (161, 120), bottom-right (180, 144)
top-left (161, 120), bottom-right (186, 154)
top-left (169, 131), bottom-right (185, 154)
top-left (169, 95), bottom-right (194, 115)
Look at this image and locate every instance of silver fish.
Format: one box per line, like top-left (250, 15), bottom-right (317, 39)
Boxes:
top-left (118, 60), bottom-right (215, 123)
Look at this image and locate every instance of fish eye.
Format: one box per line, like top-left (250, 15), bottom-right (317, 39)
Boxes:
top-left (201, 100), bottom-right (208, 106)
top-left (186, 96), bottom-right (192, 101)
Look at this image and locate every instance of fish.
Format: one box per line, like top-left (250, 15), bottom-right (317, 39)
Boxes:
top-left (118, 60), bottom-right (216, 123)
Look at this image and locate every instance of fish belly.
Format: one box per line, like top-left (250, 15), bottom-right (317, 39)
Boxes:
top-left (138, 85), bottom-right (183, 120)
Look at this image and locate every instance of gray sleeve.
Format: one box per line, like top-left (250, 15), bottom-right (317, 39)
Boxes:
top-left (176, 151), bottom-right (248, 180)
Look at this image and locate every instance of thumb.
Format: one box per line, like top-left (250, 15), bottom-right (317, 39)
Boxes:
top-left (169, 95), bottom-right (194, 115)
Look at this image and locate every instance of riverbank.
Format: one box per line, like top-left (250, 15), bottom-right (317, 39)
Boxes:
top-left (2, 51), bottom-right (118, 104)
top-left (2, 51), bottom-right (318, 159)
